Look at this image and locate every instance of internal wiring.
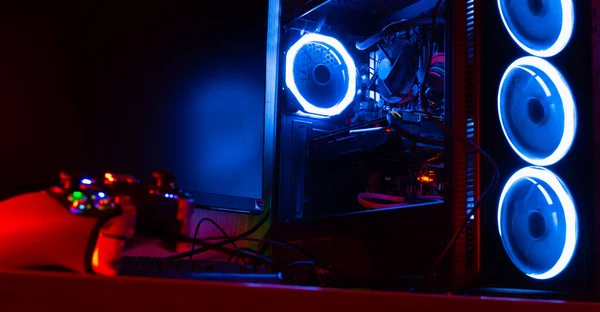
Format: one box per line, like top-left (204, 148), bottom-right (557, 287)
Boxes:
top-left (357, 192), bottom-right (408, 209)
top-left (412, 0), bottom-right (501, 290)
top-left (425, 153), bottom-right (441, 163)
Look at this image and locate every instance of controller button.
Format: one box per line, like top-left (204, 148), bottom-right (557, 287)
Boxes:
top-left (68, 191), bottom-right (87, 202)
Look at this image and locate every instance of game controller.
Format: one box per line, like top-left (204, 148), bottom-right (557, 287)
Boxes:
top-left (0, 170), bottom-right (194, 276)
top-left (0, 171), bottom-right (136, 276)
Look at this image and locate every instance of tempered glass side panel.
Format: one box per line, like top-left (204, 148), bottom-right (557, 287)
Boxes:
top-left (275, 0), bottom-right (448, 221)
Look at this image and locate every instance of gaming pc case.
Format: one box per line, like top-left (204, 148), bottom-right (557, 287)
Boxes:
top-left (266, 0), bottom-right (600, 296)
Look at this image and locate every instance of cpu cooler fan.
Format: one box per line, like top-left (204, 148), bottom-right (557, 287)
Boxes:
top-left (356, 18), bottom-right (444, 110)
top-left (285, 33), bottom-right (357, 117)
top-left (374, 40), bottom-right (418, 104)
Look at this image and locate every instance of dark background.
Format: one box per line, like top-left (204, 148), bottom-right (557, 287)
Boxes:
top-left (0, 1), bottom-right (268, 200)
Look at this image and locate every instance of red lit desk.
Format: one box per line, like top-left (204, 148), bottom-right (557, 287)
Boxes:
top-left (0, 269), bottom-right (598, 312)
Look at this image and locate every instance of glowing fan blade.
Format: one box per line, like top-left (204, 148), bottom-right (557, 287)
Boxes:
top-left (497, 0), bottom-right (574, 57)
top-left (497, 56), bottom-right (576, 166)
top-left (285, 33), bottom-right (357, 117)
top-left (497, 167), bottom-right (578, 280)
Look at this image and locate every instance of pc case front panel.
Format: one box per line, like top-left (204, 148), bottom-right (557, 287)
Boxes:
top-left (476, 0), bottom-right (595, 293)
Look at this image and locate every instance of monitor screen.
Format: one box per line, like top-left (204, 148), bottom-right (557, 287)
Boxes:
top-left (0, 1), bottom-right (269, 212)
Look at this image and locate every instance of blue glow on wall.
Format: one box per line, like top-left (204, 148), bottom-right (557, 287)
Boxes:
top-left (181, 72), bottom-right (265, 199)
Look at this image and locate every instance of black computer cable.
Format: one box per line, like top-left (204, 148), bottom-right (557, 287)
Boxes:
top-left (143, 206), bottom-right (327, 270)
top-left (170, 235), bottom-right (317, 264)
top-left (189, 217), bottom-right (238, 260)
top-left (179, 236), bottom-right (277, 267)
top-left (227, 247), bottom-right (258, 264)
top-left (410, 0), bottom-right (500, 291)
top-left (164, 207), bottom-right (271, 261)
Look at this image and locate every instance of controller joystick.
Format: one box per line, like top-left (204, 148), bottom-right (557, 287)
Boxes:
top-left (152, 171), bottom-right (176, 189)
top-left (0, 171), bottom-right (136, 276)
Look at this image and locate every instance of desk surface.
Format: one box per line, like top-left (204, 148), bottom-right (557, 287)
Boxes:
top-left (1, 270), bottom-right (600, 312)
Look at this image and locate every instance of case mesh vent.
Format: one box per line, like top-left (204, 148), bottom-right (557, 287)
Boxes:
top-left (450, 0), bottom-right (480, 284)
top-left (463, 0), bottom-right (478, 273)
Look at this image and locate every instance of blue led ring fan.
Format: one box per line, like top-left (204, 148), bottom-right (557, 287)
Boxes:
top-left (497, 0), bottom-right (574, 57)
top-left (285, 33), bottom-right (357, 117)
top-left (497, 166), bottom-right (578, 280)
top-left (497, 56), bottom-right (576, 167)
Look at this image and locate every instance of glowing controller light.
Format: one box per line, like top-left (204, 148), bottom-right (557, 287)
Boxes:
top-left (105, 173), bottom-right (116, 183)
top-left (285, 33), bottom-right (357, 117)
top-left (81, 178), bottom-right (92, 185)
top-left (72, 191), bottom-right (84, 201)
top-left (497, 0), bottom-right (574, 57)
top-left (497, 56), bottom-right (576, 166)
top-left (497, 167), bottom-right (578, 280)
